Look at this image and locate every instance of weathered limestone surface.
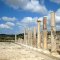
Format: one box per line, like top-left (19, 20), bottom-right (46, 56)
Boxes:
top-left (43, 17), bottom-right (47, 49)
top-left (30, 30), bottom-right (33, 46)
top-left (37, 20), bottom-right (41, 48)
top-left (0, 42), bottom-right (57, 60)
top-left (24, 29), bottom-right (28, 45)
top-left (33, 27), bottom-right (37, 47)
top-left (51, 12), bottom-right (57, 53)
top-left (43, 30), bottom-right (47, 49)
top-left (28, 29), bottom-right (30, 45)
top-left (28, 29), bottom-right (33, 46)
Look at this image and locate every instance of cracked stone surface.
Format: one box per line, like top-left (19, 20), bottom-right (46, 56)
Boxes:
top-left (0, 42), bottom-right (58, 60)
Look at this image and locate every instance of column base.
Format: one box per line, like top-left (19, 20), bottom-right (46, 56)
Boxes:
top-left (51, 52), bottom-right (60, 58)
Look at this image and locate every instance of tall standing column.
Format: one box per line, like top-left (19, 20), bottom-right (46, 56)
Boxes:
top-left (33, 27), bottom-right (37, 47)
top-left (43, 17), bottom-right (47, 49)
top-left (37, 20), bottom-right (41, 48)
top-left (51, 12), bottom-right (57, 53)
top-left (24, 28), bottom-right (28, 45)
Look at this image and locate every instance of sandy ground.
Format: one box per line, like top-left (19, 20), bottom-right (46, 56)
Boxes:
top-left (0, 42), bottom-right (57, 60)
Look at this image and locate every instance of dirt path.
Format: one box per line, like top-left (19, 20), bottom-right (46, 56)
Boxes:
top-left (0, 42), bottom-right (58, 60)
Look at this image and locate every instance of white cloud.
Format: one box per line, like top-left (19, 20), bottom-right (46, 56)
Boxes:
top-left (21, 17), bottom-right (38, 23)
top-left (16, 17), bottom-right (38, 28)
top-left (1, 16), bottom-right (17, 21)
top-left (56, 9), bottom-right (60, 16)
top-left (55, 9), bottom-right (60, 30)
top-left (3, 0), bottom-right (29, 9)
top-left (0, 22), bottom-right (15, 29)
top-left (3, 0), bottom-right (48, 14)
top-left (6, 22), bottom-right (15, 26)
top-left (24, 0), bottom-right (48, 14)
top-left (50, 0), bottom-right (60, 4)
top-left (56, 16), bottom-right (60, 23)
top-left (0, 16), bottom-right (16, 29)
top-left (0, 24), bottom-right (10, 29)
top-left (55, 9), bottom-right (60, 23)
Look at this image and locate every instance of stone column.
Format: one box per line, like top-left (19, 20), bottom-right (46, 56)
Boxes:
top-left (33, 27), bottom-right (37, 47)
top-left (28, 29), bottom-right (33, 46)
top-left (24, 29), bottom-right (28, 45)
top-left (15, 34), bottom-right (17, 42)
top-left (24, 29), bottom-right (25, 44)
top-left (28, 29), bottom-right (31, 45)
top-left (30, 30), bottom-right (33, 46)
top-left (43, 17), bottom-right (47, 49)
top-left (37, 20), bottom-right (41, 48)
top-left (51, 12), bottom-right (57, 53)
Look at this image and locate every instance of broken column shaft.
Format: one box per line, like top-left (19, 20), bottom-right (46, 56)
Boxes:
top-left (30, 30), bottom-right (33, 46)
top-left (28, 28), bottom-right (32, 46)
top-left (43, 17), bottom-right (47, 49)
top-left (37, 20), bottom-right (41, 48)
top-left (15, 34), bottom-right (17, 42)
top-left (51, 12), bottom-right (57, 53)
top-left (24, 28), bottom-right (28, 45)
top-left (33, 27), bottom-right (37, 47)
top-left (27, 29), bottom-right (30, 45)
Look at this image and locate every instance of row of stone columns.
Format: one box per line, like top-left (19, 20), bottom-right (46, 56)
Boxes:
top-left (23, 12), bottom-right (57, 54)
top-left (37, 12), bottom-right (57, 54)
top-left (24, 28), bottom-right (28, 45)
top-left (28, 29), bottom-right (33, 46)
top-left (37, 17), bottom-right (48, 49)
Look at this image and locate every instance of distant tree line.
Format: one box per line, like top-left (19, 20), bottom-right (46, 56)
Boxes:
top-left (0, 33), bottom-right (24, 42)
top-left (0, 31), bottom-right (60, 42)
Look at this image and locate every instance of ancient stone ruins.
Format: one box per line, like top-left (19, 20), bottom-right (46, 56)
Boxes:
top-left (16, 12), bottom-right (60, 58)
top-left (0, 12), bottom-right (60, 60)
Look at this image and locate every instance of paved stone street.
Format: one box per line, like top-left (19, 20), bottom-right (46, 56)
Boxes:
top-left (0, 42), bottom-right (58, 60)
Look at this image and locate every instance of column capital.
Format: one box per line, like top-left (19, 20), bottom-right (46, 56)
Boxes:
top-left (37, 20), bottom-right (41, 22)
top-left (37, 20), bottom-right (41, 48)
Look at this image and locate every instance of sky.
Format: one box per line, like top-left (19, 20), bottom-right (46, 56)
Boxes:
top-left (0, 0), bottom-right (60, 34)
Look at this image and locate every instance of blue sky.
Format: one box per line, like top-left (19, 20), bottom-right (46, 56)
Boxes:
top-left (0, 0), bottom-right (60, 34)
